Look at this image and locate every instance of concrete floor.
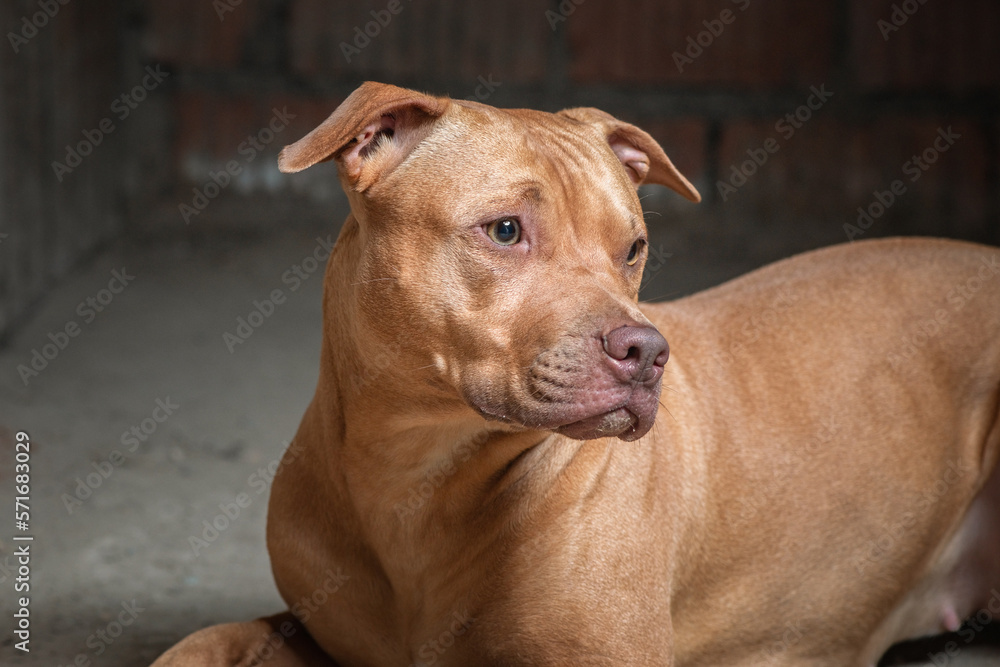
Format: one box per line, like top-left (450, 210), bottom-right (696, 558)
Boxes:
top-left (0, 222), bottom-right (998, 666)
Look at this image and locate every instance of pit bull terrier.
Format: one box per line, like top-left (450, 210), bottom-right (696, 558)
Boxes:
top-left (152, 81), bottom-right (1000, 666)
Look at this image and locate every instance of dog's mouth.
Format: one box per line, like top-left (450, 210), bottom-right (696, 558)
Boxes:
top-left (471, 395), bottom-right (656, 442)
top-left (463, 328), bottom-right (665, 442)
top-left (554, 407), bottom-right (640, 441)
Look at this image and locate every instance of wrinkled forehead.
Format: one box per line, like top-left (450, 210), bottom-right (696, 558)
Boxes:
top-left (389, 102), bottom-right (642, 226)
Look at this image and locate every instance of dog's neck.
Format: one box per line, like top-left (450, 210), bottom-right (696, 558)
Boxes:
top-left (307, 216), bottom-right (581, 563)
top-left (308, 345), bottom-right (580, 602)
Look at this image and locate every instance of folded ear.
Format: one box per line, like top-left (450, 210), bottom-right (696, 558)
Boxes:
top-left (278, 81), bottom-right (448, 192)
top-left (557, 107), bottom-right (701, 203)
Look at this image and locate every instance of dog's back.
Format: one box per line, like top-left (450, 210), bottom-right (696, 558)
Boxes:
top-left (643, 237), bottom-right (1000, 665)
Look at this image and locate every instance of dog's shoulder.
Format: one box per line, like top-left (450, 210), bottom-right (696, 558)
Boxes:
top-left (642, 237), bottom-right (1000, 373)
top-left (657, 237), bottom-right (999, 314)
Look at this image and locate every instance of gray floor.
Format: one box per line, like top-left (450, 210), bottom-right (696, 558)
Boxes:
top-left (0, 224), bottom-right (997, 666)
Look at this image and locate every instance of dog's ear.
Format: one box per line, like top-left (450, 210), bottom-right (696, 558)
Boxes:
top-left (278, 81), bottom-right (448, 192)
top-left (557, 107), bottom-right (701, 203)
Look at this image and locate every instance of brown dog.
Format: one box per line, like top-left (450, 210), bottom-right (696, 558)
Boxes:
top-left (152, 82), bottom-right (1000, 666)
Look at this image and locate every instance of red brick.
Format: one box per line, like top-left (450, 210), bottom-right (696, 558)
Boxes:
top-left (263, 94), bottom-right (346, 144)
top-left (288, 0), bottom-right (549, 84)
top-left (635, 118), bottom-right (709, 184)
top-left (148, 0), bottom-right (257, 68)
top-left (568, 0), bottom-right (835, 87)
top-left (287, 0), bottom-right (351, 77)
top-left (173, 92), bottom-right (344, 175)
top-left (715, 116), bottom-right (991, 239)
top-left (173, 92), bottom-right (258, 162)
top-left (851, 0), bottom-right (1000, 90)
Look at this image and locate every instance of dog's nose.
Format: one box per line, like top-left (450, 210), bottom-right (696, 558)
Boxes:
top-left (602, 325), bottom-right (669, 384)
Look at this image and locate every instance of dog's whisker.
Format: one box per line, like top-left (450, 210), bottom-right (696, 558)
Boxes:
top-left (350, 277), bottom-right (398, 285)
top-left (641, 289), bottom-right (682, 302)
top-left (657, 399), bottom-right (677, 424)
top-left (407, 364), bottom-right (437, 372)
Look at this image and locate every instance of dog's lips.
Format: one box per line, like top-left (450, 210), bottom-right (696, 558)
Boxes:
top-left (466, 349), bottom-right (665, 441)
top-left (555, 407), bottom-right (638, 440)
top-left (468, 376), bottom-right (663, 441)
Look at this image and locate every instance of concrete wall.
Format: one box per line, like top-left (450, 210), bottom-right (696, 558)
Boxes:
top-left (0, 0), bottom-right (128, 340)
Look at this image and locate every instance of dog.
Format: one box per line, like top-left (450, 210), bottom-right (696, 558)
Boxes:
top-left (152, 82), bottom-right (1000, 666)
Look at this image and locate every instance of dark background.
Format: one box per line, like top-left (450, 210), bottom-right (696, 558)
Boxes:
top-left (0, 1), bottom-right (999, 665)
top-left (2, 0), bottom-right (998, 337)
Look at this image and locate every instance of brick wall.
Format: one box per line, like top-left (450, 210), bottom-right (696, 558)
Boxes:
top-left (139, 0), bottom-right (999, 244)
top-left (2, 0), bottom-right (998, 338)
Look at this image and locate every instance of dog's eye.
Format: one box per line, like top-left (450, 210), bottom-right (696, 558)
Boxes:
top-left (626, 239), bottom-right (645, 266)
top-left (486, 218), bottom-right (521, 246)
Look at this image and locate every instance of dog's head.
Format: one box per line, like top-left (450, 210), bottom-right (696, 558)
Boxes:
top-left (279, 82), bottom-right (700, 441)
